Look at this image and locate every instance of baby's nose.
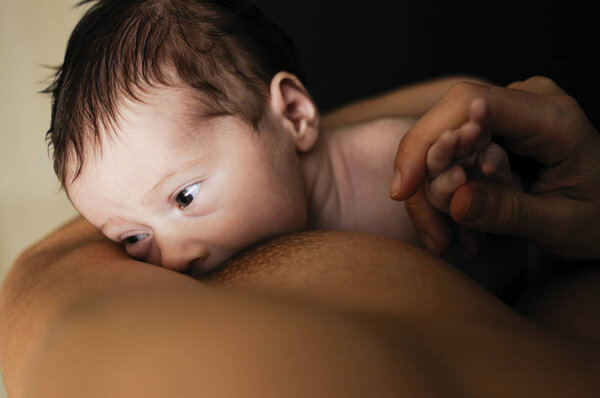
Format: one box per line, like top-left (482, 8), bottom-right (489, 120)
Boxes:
top-left (158, 240), bottom-right (208, 273)
top-left (161, 254), bottom-right (207, 273)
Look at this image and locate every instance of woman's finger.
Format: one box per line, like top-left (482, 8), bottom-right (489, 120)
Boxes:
top-left (391, 77), bottom-right (577, 202)
top-left (405, 185), bottom-right (453, 255)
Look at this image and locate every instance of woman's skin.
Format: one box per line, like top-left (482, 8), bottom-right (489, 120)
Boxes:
top-left (392, 77), bottom-right (600, 260)
top-left (390, 75), bottom-right (600, 344)
top-left (13, 222), bottom-right (600, 397)
top-left (1, 75), bottom-right (599, 397)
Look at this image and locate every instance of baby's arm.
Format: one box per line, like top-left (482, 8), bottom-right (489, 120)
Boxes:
top-left (321, 75), bottom-right (492, 130)
top-left (425, 98), bottom-right (513, 214)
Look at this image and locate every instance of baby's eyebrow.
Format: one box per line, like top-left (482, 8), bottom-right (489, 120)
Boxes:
top-left (146, 156), bottom-right (206, 197)
top-left (100, 216), bottom-right (128, 235)
top-left (148, 170), bottom-right (178, 196)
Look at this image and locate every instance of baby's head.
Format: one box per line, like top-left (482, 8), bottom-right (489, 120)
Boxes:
top-left (46, 0), bottom-right (320, 274)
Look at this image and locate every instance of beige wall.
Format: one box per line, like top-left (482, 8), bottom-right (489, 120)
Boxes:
top-left (0, 1), bottom-right (91, 393)
top-left (0, 0), bottom-right (92, 285)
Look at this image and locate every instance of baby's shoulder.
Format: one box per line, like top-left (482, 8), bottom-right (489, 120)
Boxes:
top-left (354, 116), bottom-right (416, 135)
top-left (322, 117), bottom-right (417, 182)
top-left (328, 116), bottom-right (416, 156)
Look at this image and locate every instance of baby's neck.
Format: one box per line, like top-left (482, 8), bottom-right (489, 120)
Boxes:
top-left (300, 129), bottom-right (353, 231)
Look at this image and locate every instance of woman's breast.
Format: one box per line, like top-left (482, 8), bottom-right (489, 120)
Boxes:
top-left (200, 231), bottom-right (509, 322)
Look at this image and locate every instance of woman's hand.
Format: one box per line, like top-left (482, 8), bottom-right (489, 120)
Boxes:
top-left (390, 76), bottom-right (600, 260)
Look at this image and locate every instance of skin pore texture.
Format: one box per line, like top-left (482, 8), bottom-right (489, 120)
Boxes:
top-left (66, 73), bottom-right (419, 277)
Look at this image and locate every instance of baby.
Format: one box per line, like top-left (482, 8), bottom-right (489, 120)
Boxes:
top-left (47, 0), bottom-right (512, 277)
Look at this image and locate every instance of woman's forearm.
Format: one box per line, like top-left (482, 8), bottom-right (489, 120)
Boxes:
top-left (320, 75), bottom-right (492, 130)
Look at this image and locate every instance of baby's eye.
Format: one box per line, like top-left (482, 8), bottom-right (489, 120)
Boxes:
top-left (176, 182), bottom-right (201, 209)
top-left (124, 233), bottom-right (149, 245)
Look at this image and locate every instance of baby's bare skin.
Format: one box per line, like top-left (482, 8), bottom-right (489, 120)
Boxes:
top-left (62, 67), bottom-right (522, 291)
top-left (65, 81), bottom-right (521, 285)
top-left (310, 117), bottom-right (421, 245)
top-left (66, 78), bottom-right (423, 277)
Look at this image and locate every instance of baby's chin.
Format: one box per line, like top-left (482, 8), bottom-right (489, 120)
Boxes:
top-left (182, 225), bottom-right (309, 280)
top-left (183, 249), bottom-right (235, 280)
top-left (185, 236), bottom-right (283, 280)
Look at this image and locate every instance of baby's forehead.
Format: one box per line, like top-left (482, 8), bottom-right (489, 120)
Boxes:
top-left (115, 85), bottom-right (209, 127)
top-left (65, 87), bottom-right (209, 182)
top-left (95, 86), bottom-right (225, 154)
top-left (66, 79), bottom-right (265, 194)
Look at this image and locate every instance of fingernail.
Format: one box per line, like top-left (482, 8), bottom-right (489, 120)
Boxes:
top-left (463, 189), bottom-right (487, 221)
top-left (419, 233), bottom-right (439, 256)
top-left (390, 171), bottom-right (402, 198)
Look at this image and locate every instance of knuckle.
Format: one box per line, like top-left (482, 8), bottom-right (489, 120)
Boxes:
top-left (549, 94), bottom-right (586, 140)
top-left (500, 191), bottom-right (532, 234)
top-left (446, 81), bottom-right (482, 100)
top-left (524, 75), bottom-right (558, 89)
top-left (404, 194), bottom-right (427, 222)
top-left (545, 98), bottom-right (569, 131)
top-left (554, 93), bottom-right (581, 113)
top-left (404, 196), bottom-right (420, 214)
top-left (506, 80), bottom-right (523, 89)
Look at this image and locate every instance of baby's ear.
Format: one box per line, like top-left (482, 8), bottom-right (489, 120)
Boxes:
top-left (268, 72), bottom-right (319, 152)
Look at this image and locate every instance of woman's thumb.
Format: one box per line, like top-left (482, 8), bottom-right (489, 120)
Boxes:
top-left (450, 181), bottom-right (541, 237)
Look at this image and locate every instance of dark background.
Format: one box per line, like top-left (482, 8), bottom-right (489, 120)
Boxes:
top-left (255, 0), bottom-right (599, 127)
top-left (254, 0), bottom-right (597, 300)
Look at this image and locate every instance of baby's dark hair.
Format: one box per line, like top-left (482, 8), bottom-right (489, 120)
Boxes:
top-left (45, 0), bottom-right (303, 186)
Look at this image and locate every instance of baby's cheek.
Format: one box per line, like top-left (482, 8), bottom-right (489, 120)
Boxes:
top-left (237, 199), bottom-right (305, 246)
top-left (262, 196), bottom-right (307, 233)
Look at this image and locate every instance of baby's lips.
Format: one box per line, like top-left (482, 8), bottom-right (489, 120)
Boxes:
top-left (185, 254), bottom-right (211, 278)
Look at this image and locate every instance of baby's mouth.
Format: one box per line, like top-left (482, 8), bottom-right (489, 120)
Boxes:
top-left (183, 255), bottom-right (211, 279)
top-left (190, 250), bottom-right (240, 282)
